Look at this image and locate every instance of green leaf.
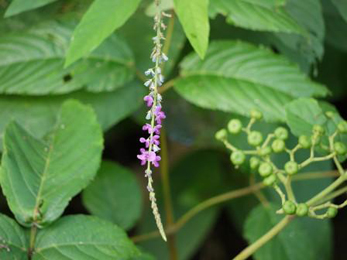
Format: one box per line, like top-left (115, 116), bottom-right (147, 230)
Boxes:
top-left (0, 81), bottom-right (145, 150)
top-left (331, 0), bottom-right (347, 22)
top-left (285, 98), bottom-right (327, 136)
top-left (82, 161), bottom-right (142, 230)
top-left (0, 100), bottom-right (103, 226)
top-left (209, 0), bottom-right (305, 35)
top-left (0, 214), bottom-right (27, 260)
top-left (244, 203), bottom-right (332, 260)
top-left (65, 0), bottom-right (141, 66)
top-left (4, 0), bottom-right (57, 17)
top-left (0, 19), bottom-right (135, 95)
top-left (174, 41), bottom-right (328, 122)
top-left (173, 0), bottom-right (210, 59)
top-left (33, 215), bottom-right (140, 259)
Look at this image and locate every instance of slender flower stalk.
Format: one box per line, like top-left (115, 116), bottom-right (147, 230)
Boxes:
top-left (137, 0), bottom-right (170, 242)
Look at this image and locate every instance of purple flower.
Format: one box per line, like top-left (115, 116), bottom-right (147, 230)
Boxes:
top-left (142, 124), bottom-right (152, 133)
top-left (154, 106), bottom-right (166, 124)
top-left (152, 135), bottom-right (160, 145)
top-left (140, 137), bottom-right (150, 148)
top-left (144, 95), bottom-right (154, 107)
top-left (137, 148), bottom-right (148, 165)
top-left (137, 149), bottom-right (161, 167)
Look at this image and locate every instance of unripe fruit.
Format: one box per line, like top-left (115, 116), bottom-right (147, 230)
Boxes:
top-left (312, 125), bottom-right (325, 135)
top-left (231, 151), bottom-right (246, 166)
top-left (259, 146), bottom-right (272, 156)
top-left (337, 121), bottom-right (347, 134)
top-left (299, 135), bottom-right (311, 149)
top-left (263, 174), bottom-right (276, 186)
top-left (284, 161), bottom-right (299, 175)
top-left (215, 129), bottom-right (227, 140)
top-left (250, 109), bottom-right (263, 120)
top-left (283, 201), bottom-right (296, 215)
top-left (326, 207), bottom-right (338, 218)
top-left (334, 142), bottom-right (347, 155)
top-left (274, 127), bottom-right (289, 140)
top-left (250, 157), bottom-right (260, 170)
top-left (296, 203), bottom-right (309, 217)
top-left (228, 119), bottom-right (242, 134)
top-left (258, 162), bottom-right (273, 177)
top-left (248, 131), bottom-right (263, 147)
top-left (272, 139), bottom-right (285, 153)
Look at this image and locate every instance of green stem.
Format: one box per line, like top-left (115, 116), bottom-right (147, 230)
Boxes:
top-left (306, 175), bottom-right (346, 206)
top-left (160, 129), bottom-right (178, 260)
top-left (233, 216), bottom-right (293, 260)
top-left (28, 224), bottom-right (37, 259)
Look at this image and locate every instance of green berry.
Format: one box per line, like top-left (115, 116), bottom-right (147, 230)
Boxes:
top-left (326, 207), bottom-right (338, 218)
top-left (248, 131), bottom-right (263, 147)
top-left (250, 109), bottom-right (263, 120)
top-left (325, 111), bottom-right (335, 118)
top-left (250, 157), bottom-right (260, 170)
top-left (296, 203), bottom-right (309, 217)
top-left (284, 161), bottom-right (299, 175)
top-left (312, 125), bottom-right (325, 135)
top-left (231, 151), bottom-right (246, 166)
top-left (274, 127), bottom-right (289, 140)
top-left (215, 129), bottom-right (227, 141)
top-left (263, 174), bottom-right (276, 186)
top-left (283, 201), bottom-right (296, 215)
top-left (337, 121), bottom-right (347, 134)
top-left (334, 142), bottom-right (347, 155)
top-left (228, 119), bottom-right (243, 134)
top-left (272, 139), bottom-right (285, 153)
top-left (299, 135), bottom-right (311, 149)
top-left (258, 162), bottom-right (273, 177)
top-left (259, 146), bottom-right (272, 156)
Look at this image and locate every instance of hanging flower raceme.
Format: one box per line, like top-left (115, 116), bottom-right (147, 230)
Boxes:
top-left (136, 2), bottom-right (170, 242)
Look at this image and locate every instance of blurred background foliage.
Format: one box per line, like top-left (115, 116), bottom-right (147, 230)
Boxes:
top-left (0, 0), bottom-right (346, 259)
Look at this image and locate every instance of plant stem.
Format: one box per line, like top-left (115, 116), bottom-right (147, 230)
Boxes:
top-left (306, 175), bottom-right (346, 206)
top-left (233, 216), bottom-right (293, 260)
top-left (160, 128), bottom-right (178, 260)
top-left (131, 170), bottom-right (340, 243)
top-left (28, 224), bottom-right (37, 259)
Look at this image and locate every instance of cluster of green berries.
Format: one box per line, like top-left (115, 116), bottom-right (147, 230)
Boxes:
top-left (282, 201), bottom-right (338, 218)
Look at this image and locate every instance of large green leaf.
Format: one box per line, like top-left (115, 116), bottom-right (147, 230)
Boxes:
top-left (0, 19), bottom-right (134, 95)
top-left (173, 0), bottom-right (209, 59)
top-left (4, 0), bottom-right (58, 17)
top-left (209, 0), bottom-right (305, 35)
top-left (174, 41), bottom-right (328, 122)
top-left (33, 215), bottom-right (140, 259)
top-left (0, 214), bottom-right (27, 260)
top-left (0, 81), bottom-right (145, 149)
top-left (244, 203), bottom-right (332, 260)
top-left (331, 0), bottom-right (347, 22)
top-left (82, 161), bottom-right (142, 230)
top-left (65, 0), bottom-right (141, 66)
top-left (0, 100), bottom-right (103, 226)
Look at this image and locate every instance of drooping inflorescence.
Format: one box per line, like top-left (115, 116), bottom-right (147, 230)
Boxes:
top-left (137, 0), bottom-right (170, 241)
top-left (216, 109), bottom-right (347, 220)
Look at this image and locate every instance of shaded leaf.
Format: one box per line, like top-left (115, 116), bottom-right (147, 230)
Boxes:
top-left (0, 19), bottom-right (134, 95)
top-left (173, 0), bottom-right (209, 59)
top-left (0, 100), bottom-right (103, 226)
top-left (4, 0), bottom-right (57, 17)
top-left (244, 203), bottom-right (332, 260)
top-left (0, 214), bottom-right (27, 260)
top-left (175, 41), bottom-right (328, 122)
top-left (82, 161), bottom-right (142, 230)
top-left (65, 0), bottom-right (141, 66)
top-left (209, 0), bottom-right (305, 35)
top-left (331, 0), bottom-right (347, 22)
top-left (33, 215), bottom-right (140, 259)
top-left (0, 81), bottom-right (145, 149)
top-left (285, 98), bottom-right (327, 136)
